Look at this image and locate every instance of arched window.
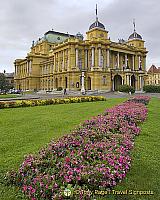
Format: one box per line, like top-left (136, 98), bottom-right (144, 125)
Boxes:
top-left (102, 76), bottom-right (107, 85)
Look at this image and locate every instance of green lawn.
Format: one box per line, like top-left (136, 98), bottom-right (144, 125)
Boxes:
top-left (116, 97), bottom-right (160, 200)
top-left (0, 98), bottom-right (159, 200)
top-left (0, 98), bottom-right (124, 200)
top-left (97, 98), bottom-right (160, 200)
top-left (0, 94), bottom-right (20, 99)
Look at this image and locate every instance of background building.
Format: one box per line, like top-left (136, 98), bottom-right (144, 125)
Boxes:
top-left (14, 9), bottom-right (148, 92)
top-left (4, 72), bottom-right (14, 88)
top-left (147, 65), bottom-right (160, 85)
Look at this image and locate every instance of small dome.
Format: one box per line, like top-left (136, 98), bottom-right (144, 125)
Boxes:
top-left (76, 32), bottom-right (83, 40)
top-left (89, 19), bottom-right (105, 30)
top-left (128, 31), bottom-right (142, 40)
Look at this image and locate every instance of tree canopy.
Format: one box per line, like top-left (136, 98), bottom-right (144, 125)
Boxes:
top-left (0, 73), bottom-right (12, 93)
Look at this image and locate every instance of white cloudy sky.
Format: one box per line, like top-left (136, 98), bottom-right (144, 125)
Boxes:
top-left (0, 0), bottom-right (160, 72)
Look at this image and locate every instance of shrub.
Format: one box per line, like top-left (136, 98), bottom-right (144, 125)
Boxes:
top-left (45, 99), bottom-right (54, 105)
top-left (4, 101), bottom-right (16, 108)
top-left (118, 84), bottom-right (135, 94)
top-left (22, 100), bottom-right (33, 107)
top-left (57, 87), bottom-right (63, 91)
top-left (143, 85), bottom-right (160, 93)
top-left (63, 98), bottom-right (70, 104)
top-left (0, 96), bottom-right (106, 109)
top-left (6, 96), bottom-right (150, 200)
top-left (15, 100), bottom-right (23, 107)
top-left (127, 96), bottom-right (151, 105)
top-left (0, 102), bottom-right (5, 108)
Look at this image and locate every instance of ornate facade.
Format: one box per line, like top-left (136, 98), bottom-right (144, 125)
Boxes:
top-left (14, 11), bottom-right (148, 92)
top-left (147, 65), bottom-right (160, 85)
top-left (5, 72), bottom-right (14, 88)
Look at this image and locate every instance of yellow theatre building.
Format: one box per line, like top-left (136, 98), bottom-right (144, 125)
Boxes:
top-left (14, 9), bottom-right (148, 92)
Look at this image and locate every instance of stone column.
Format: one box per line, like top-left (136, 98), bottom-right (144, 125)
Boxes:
top-left (76, 48), bottom-right (79, 67)
top-left (117, 52), bottom-right (120, 68)
top-left (52, 64), bottom-right (54, 73)
top-left (91, 47), bottom-right (94, 67)
top-left (15, 65), bottom-right (17, 75)
top-left (29, 60), bottom-right (32, 75)
top-left (28, 61), bottom-right (30, 74)
top-left (98, 48), bottom-right (101, 67)
top-left (63, 51), bottom-right (65, 70)
top-left (103, 49), bottom-right (106, 69)
top-left (53, 77), bottom-right (54, 89)
top-left (138, 56), bottom-right (141, 69)
top-left (26, 62), bottom-right (28, 74)
top-left (45, 79), bottom-right (46, 90)
top-left (122, 76), bottom-right (124, 85)
top-left (41, 66), bottom-right (43, 75)
top-left (54, 54), bottom-right (56, 72)
top-left (48, 65), bottom-right (49, 74)
top-left (49, 63), bottom-right (52, 74)
top-left (129, 75), bottom-right (131, 86)
top-left (85, 49), bottom-right (88, 69)
top-left (142, 76), bottom-right (144, 89)
top-left (47, 78), bottom-right (49, 91)
top-left (126, 74), bottom-right (129, 85)
top-left (107, 49), bottom-right (110, 67)
top-left (81, 71), bottom-right (85, 94)
top-left (67, 50), bottom-right (70, 71)
top-left (139, 76), bottom-right (142, 90)
top-left (57, 52), bottom-right (60, 72)
top-left (112, 80), bottom-right (114, 91)
top-left (144, 56), bottom-right (146, 71)
top-left (132, 55), bottom-right (135, 70)
top-left (24, 64), bottom-right (26, 76)
top-left (125, 54), bottom-right (128, 68)
top-left (125, 75), bottom-right (128, 85)
top-left (139, 76), bottom-right (144, 91)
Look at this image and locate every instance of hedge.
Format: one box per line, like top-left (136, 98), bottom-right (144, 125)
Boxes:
top-left (143, 85), bottom-right (160, 93)
top-left (118, 84), bottom-right (135, 94)
top-left (0, 96), bottom-right (106, 109)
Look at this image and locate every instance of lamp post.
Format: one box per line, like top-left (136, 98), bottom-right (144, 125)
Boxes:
top-left (110, 69), bottom-right (113, 91)
top-left (81, 71), bottom-right (85, 95)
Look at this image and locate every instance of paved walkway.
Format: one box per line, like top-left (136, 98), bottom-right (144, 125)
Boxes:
top-left (0, 92), bottom-right (160, 102)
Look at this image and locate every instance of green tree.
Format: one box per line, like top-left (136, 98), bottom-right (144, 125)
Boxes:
top-left (0, 73), bottom-right (12, 93)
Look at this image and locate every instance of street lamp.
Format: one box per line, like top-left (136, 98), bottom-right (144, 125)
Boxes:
top-left (81, 70), bottom-right (86, 95)
top-left (110, 69), bottom-right (114, 91)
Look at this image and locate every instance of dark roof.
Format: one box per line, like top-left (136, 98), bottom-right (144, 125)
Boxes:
top-left (128, 31), bottom-right (142, 40)
top-left (3, 73), bottom-right (14, 78)
top-left (44, 30), bottom-right (75, 37)
top-left (89, 19), bottom-right (105, 30)
top-left (148, 65), bottom-right (160, 73)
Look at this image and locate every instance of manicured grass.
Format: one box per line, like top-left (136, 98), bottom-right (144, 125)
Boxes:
top-left (0, 98), bottom-right (124, 200)
top-left (97, 98), bottom-right (160, 200)
top-left (1, 98), bottom-right (159, 200)
top-left (0, 94), bottom-right (20, 99)
top-left (115, 98), bottom-right (160, 200)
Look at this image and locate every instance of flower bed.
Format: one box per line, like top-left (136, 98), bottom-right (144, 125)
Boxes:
top-left (127, 96), bottom-right (150, 105)
top-left (5, 96), bottom-right (150, 200)
top-left (0, 96), bottom-right (106, 109)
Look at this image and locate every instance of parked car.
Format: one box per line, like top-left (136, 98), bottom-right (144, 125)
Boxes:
top-left (10, 89), bottom-right (22, 94)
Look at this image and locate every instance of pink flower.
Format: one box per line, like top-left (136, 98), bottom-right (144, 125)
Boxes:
top-left (8, 96), bottom-right (150, 199)
top-left (65, 157), bottom-right (70, 163)
top-left (22, 185), bottom-right (27, 192)
top-left (76, 176), bottom-right (81, 181)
